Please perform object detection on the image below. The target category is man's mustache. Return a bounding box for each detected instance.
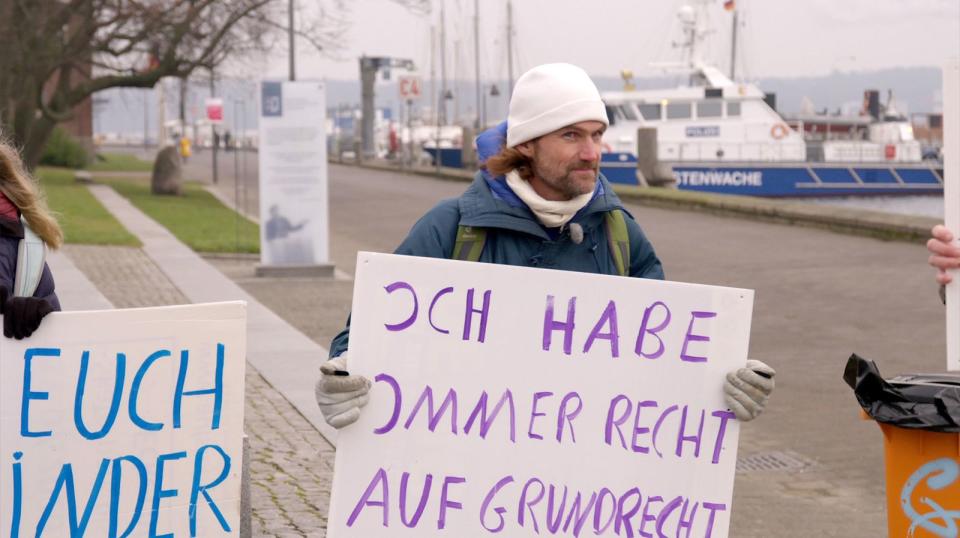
[569,161,599,171]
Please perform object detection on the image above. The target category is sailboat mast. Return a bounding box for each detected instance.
[474,0,481,128]
[430,25,437,121]
[729,8,738,80]
[506,0,514,94]
[440,0,448,125]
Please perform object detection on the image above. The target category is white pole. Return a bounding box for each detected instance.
[474,0,481,129]
[158,78,167,148]
[944,58,960,371]
[506,0,514,94]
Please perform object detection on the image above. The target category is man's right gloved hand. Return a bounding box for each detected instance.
[0,287,54,340]
[315,353,372,429]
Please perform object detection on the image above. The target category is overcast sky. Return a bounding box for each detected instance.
[243,0,960,83]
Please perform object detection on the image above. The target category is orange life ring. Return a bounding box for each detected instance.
[770,123,789,140]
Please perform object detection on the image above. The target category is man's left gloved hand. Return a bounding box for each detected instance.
[724,359,776,421]
[315,353,372,429]
[0,287,54,340]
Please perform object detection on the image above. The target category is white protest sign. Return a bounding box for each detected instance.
[328,253,754,537]
[944,58,959,371]
[0,302,247,537]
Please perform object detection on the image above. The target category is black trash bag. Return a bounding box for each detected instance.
[843,353,960,433]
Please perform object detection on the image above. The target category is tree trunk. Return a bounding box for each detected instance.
[21,116,57,171]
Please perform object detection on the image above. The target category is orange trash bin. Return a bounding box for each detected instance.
[846,355,960,537]
[874,421,960,537]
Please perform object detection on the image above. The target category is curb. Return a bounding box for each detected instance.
[337,160,938,243]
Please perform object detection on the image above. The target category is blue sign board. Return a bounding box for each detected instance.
[261,82,283,117]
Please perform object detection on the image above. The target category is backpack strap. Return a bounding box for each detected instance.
[604,210,630,277]
[453,214,628,275]
[453,225,487,262]
[16,216,47,297]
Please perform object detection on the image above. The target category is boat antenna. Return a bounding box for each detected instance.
[729,7,738,80]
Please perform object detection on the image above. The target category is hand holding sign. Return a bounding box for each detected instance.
[0,286,54,340]
[928,224,960,286]
[316,353,372,429]
[723,359,776,421]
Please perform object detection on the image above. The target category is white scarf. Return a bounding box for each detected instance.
[505,170,594,228]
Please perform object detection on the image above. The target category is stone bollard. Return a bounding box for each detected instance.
[74,170,94,184]
[151,145,183,195]
[353,139,363,164]
[240,434,251,537]
[636,127,676,188]
[461,126,477,170]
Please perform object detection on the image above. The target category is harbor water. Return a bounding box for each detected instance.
[799,194,944,219]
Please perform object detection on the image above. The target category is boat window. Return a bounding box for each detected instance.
[619,105,638,121]
[604,104,618,125]
[606,105,624,123]
[697,101,723,118]
[639,103,662,121]
[666,102,691,119]
[726,101,741,117]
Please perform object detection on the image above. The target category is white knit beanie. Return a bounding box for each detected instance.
[506,63,609,148]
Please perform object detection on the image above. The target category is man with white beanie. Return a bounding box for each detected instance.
[316,63,775,429]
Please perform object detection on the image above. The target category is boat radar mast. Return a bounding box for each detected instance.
[650,1,735,88]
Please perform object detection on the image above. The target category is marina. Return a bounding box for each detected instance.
[422,0,945,198]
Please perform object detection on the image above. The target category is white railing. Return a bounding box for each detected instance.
[659,141,807,162]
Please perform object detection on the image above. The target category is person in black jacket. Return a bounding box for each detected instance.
[0,140,62,339]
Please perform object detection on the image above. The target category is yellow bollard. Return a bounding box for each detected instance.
[179,137,192,159]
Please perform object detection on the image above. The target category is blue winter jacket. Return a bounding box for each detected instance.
[328,171,663,358]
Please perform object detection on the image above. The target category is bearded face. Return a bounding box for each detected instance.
[517,121,606,201]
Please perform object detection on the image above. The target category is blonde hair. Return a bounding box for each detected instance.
[0,141,63,249]
[484,145,535,180]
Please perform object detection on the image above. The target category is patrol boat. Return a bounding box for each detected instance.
[596,1,942,196]
[600,65,942,196]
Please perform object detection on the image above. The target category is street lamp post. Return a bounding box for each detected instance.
[288,0,296,81]
[483,84,500,129]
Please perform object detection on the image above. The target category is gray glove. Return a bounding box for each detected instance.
[724,359,775,422]
[315,353,371,429]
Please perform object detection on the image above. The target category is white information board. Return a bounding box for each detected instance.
[0,302,247,537]
[328,253,754,537]
[258,80,330,267]
[945,58,960,371]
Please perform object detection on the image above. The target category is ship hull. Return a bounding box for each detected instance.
[425,148,943,197]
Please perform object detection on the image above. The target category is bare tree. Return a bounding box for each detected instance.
[0,0,428,169]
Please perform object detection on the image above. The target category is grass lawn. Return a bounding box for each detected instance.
[38,167,141,246]
[105,177,260,254]
[87,152,154,172]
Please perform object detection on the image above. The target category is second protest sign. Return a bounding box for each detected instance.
[329,252,754,537]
